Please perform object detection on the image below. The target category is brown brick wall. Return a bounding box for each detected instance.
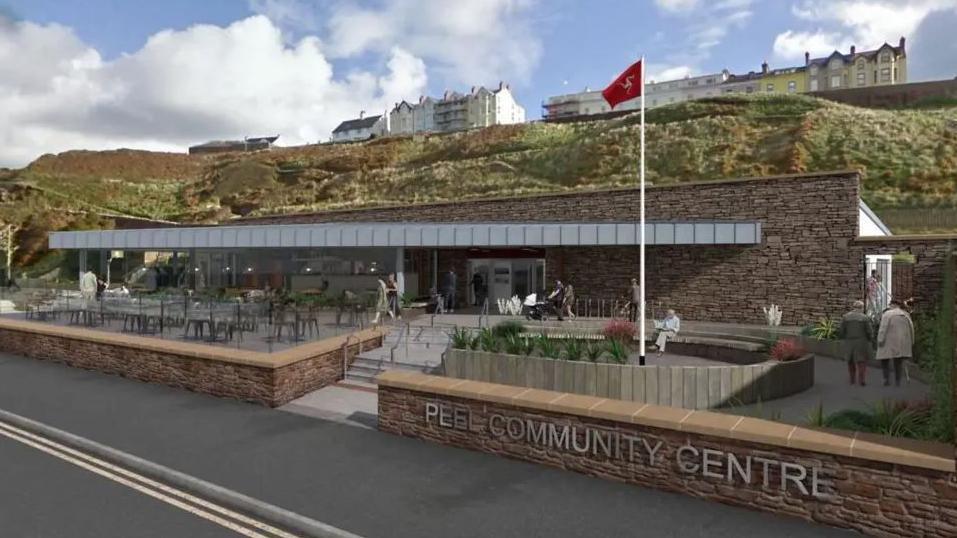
[0,324,382,407]
[810,79,957,108]
[379,384,957,538]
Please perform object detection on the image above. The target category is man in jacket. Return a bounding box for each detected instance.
[442,269,457,313]
[629,278,641,322]
[838,300,874,386]
[876,298,914,387]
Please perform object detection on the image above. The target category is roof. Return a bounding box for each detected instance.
[49,220,762,251]
[190,136,278,149]
[807,43,903,67]
[245,136,279,144]
[332,115,382,133]
[859,201,892,236]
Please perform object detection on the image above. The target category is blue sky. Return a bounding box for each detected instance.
[1,0,955,166]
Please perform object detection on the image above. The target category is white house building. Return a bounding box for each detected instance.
[386,82,525,137]
[543,71,730,119]
[331,112,389,142]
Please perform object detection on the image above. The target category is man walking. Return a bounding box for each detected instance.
[629,278,641,322]
[838,300,873,386]
[442,269,457,313]
[876,297,914,387]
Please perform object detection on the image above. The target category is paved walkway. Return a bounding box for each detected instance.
[280,385,378,429]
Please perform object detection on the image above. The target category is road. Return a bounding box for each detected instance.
[0,352,854,538]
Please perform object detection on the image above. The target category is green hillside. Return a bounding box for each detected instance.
[2,94,956,269]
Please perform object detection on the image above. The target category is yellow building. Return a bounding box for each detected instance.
[805,38,907,92]
[755,63,807,94]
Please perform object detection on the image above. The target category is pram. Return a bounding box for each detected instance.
[523,293,550,321]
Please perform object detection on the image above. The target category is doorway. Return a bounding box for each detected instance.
[467,258,545,305]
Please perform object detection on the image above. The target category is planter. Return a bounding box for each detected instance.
[443,349,814,410]
[796,336,844,359]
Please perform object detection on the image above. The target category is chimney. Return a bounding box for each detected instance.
[805,51,810,65]
[470,86,475,94]
[761,61,769,74]
[899,36,906,51]
[498,81,504,91]
[850,45,856,55]
[359,110,365,119]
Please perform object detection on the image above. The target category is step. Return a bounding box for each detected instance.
[351,357,441,373]
[345,370,379,384]
[337,379,378,392]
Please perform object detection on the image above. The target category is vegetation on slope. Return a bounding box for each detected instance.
[2,94,956,269]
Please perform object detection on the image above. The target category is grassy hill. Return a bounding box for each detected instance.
[2,94,956,269]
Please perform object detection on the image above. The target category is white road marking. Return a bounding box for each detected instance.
[0,420,299,538]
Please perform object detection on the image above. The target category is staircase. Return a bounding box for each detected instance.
[344,325,450,385]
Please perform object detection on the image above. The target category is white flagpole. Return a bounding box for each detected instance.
[638,56,647,366]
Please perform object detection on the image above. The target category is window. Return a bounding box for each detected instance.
[810,79,819,91]
[829,59,842,70]
[810,65,818,75]
[830,75,841,88]
[689,80,698,87]
[787,81,797,93]
[857,71,866,86]
[874,70,878,84]
[880,67,891,82]
[669,83,677,89]
[766,83,774,93]
[857,60,866,70]
[880,52,891,63]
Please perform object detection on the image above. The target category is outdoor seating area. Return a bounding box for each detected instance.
[8,288,388,352]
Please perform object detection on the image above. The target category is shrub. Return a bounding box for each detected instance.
[478,327,500,353]
[537,334,561,359]
[585,342,604,362]
[449,326,472,350]
[563,339,584,361]
[605,339,630,364]
[809,317,838,340]
[468,333,481,350]
[492,320,525,339]
[769,338,806,361]
[602,319,636,342]
[503,333,526,355]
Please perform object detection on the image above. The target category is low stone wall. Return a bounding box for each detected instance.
[378,372,957,537]
[0,318,384,407]
[443,349,813,409]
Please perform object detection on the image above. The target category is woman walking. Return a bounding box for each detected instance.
[386,273,402,320]
[876,297,914,387]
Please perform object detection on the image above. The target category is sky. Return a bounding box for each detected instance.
[1,0,956,167]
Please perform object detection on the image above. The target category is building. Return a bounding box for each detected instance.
[757,63,807,94]
[432,83,526,133]
[331,113,389,143]
[543,71,730,118]
[49,170,929,327]
[188,136,279,155]
[805,38,907,92]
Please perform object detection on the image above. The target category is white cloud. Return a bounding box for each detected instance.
[251,0,544,87]
[774,0,957,61]
[0,15,428,167]
[654,0,699,12]
[647,64,694,82]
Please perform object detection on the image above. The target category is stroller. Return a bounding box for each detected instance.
[523,293,549,321]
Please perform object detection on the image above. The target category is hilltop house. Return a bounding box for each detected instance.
[805,38,907,92]
[331,113,389,143]
[188,136,279,155]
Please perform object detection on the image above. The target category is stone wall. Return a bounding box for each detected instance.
[0,318,383,407]
[810,79,957,108]
[378,372,957,538]
[240,172,864,324]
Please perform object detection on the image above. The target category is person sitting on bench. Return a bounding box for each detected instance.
[654,309,680,356]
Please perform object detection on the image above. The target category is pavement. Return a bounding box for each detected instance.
[280,385,378,429]
[0,352,853,538]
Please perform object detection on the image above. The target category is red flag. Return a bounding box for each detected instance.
[601,59,643,109]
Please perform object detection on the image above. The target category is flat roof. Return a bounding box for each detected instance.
[49,221,761,250]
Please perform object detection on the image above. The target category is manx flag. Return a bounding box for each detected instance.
[601,59,642,109]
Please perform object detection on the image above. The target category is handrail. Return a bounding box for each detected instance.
[389,322,410,363]
[479,297,490,328]
[341,334,356,379]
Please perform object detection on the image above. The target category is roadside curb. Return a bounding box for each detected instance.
[0,408,363,538]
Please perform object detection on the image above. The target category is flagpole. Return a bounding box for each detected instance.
[638,56,646,367]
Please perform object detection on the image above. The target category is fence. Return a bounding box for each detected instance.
[878,208,957,232]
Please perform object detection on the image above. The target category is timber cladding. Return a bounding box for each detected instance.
[0,318,383,407]
[378,371,957,538]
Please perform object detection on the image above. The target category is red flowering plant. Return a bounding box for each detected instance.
[602,319,637,342]
[769,338,806,362]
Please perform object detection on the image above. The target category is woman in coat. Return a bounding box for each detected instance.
[876,298,914,387]
[373,279,390,325]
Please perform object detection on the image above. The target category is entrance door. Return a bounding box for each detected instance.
[468,260,490,307]
[491,261,512,302]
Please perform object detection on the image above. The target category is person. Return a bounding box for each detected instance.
[426,287,445,315]
[442,269,457,313]
[95,276,107,301]
[865,270,886,316]
[373,278,390,324]
[144,266,158,292]
[471,273,484,306]
[547,280,565,321]
[876,298,914,387]
[629,278,641,322]
[79,270,98,301]
[562,284,576,319]
[654,309,680,356]
[386,273,401,319]
[837,300,874,386]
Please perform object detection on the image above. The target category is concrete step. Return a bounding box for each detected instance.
[337,379,378,392]
[345,370,379,384]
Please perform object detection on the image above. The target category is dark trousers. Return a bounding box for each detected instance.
[628,302,639,322]
[443,290,456,311]
[881,357,905,385]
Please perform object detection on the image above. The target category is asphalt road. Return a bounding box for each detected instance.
[0,434,238,538]
[0,352,855,538]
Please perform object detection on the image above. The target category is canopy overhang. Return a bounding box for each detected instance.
[49,221,762,250]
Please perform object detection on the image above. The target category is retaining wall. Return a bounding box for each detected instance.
[378,372,957,537]
[443,349,813,409]
[0,318,384,407]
